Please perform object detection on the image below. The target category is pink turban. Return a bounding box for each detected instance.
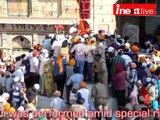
[33,51,40,57]
[130,62,137,69]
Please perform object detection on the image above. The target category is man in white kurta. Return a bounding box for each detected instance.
[39,51,49,94]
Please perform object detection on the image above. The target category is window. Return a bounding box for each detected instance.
[7,0,29,16]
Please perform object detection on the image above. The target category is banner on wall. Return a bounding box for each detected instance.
[77,0,90,19]
[123,23,139,44]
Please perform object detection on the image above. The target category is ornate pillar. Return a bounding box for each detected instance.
[32,33,38,46]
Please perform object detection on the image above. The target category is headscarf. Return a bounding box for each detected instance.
[116,64,124,72]
[152,100,159,110]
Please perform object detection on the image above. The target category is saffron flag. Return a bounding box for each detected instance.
[79,19,91,36]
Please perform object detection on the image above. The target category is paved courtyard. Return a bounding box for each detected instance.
[37,84,118,120]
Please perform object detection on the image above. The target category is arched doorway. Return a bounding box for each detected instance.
[12,36,31,57]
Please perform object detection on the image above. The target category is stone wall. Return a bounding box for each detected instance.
[90,0,116,33]
[0,0,79,18]
[0,0,7,17]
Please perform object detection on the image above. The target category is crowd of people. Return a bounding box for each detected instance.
[0,26,160,120]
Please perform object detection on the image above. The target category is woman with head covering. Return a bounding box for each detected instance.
[147,77,158,102]
[78,82,89,110]
[112,64,128,108]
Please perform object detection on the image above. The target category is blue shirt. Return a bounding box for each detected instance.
[67,73,84,87]
[55,58,67,76]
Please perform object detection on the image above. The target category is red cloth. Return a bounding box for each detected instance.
[113,71,127,90]
[33,51,40,56]
[140,87,150,105]
[79,19,90,36]
[116,64,124,73]
[55,25,64,29]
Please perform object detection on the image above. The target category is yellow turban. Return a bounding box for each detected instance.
[68,58,76,66]
[150,65,157,73]
[72,37,79,44]
[156,51,160,57]
[4,103,10,112]
[139,56,146,62]
[9,107,16,112]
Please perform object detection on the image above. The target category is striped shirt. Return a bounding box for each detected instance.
[110,55,125,76]
[12,83,23,103]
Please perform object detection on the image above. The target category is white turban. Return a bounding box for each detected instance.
[2,93,10,99]
[125,43,130,48]
[107,46,114,52]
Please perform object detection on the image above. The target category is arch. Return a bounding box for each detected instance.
[12,36,31,48]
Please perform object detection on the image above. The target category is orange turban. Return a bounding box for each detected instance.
[4,103,11,112]
[158,74,160,79]
[80,82,86,88]
[150,68,155,73]
[33,45,38,50]
[131,45,140,52]
[68,58,76,66]
[72,37,79,44]
[139,56,146,62]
